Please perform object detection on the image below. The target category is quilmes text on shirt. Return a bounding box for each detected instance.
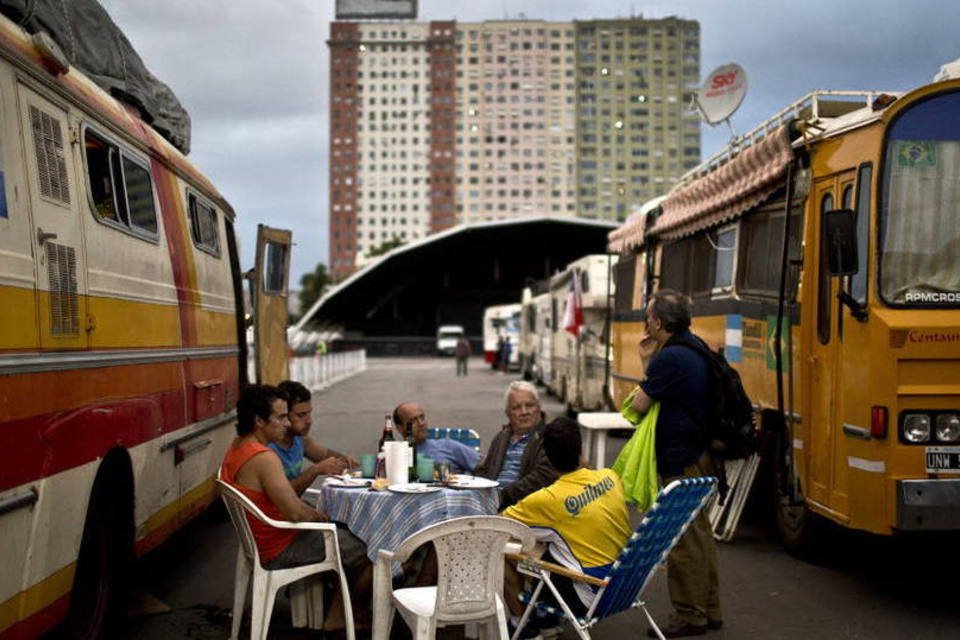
[564,476,616,516]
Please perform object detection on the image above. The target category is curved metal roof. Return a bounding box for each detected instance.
[297,216,616,337]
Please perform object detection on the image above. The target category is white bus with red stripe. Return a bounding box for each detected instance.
[0,14,289,639]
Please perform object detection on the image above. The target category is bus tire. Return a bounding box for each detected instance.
[64,449,134,639]
[772,431,826,562]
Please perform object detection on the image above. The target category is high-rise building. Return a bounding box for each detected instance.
[456,21,577,223]
[328,16,699,278]
[575,18,701,220]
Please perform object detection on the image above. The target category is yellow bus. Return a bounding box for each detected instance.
[0,14,289,639]
[609,75,960,555]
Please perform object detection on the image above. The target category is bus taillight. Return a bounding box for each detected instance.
[871,406,888,439]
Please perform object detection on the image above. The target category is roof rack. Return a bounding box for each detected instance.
[678,90,892,187]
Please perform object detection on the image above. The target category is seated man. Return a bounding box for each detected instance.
[393,402,480,473]
[220,384,371,630]
[475,381,558,509]
[503,417,631,626]
[269,380,359,496]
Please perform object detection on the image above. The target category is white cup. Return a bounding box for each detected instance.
[384,442,410,485]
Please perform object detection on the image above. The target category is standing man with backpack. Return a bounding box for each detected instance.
[630,289,723,637]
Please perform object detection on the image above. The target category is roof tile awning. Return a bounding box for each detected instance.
[607,211,646,253]
[650,125,794,240]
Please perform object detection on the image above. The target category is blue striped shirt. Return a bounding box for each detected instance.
[496,432,530,485]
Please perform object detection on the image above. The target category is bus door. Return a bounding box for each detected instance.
[808,171,856,517]
[252,224,291,385]
[18,84,87,349]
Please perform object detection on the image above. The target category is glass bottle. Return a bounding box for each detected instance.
[378,414,396,451]
[376,414,396,480]
[405,419,418,482]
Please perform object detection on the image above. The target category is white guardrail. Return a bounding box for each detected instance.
[247,349,367,391]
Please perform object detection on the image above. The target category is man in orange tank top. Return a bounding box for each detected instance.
[220,384,371,632]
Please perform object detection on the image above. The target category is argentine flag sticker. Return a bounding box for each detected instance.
[725,314,743,363]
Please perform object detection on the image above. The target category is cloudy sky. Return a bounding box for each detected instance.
[98,0,960,283]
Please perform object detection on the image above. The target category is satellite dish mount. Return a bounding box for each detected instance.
[695,63,748,145]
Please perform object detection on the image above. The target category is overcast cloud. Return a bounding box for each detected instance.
[98,0,960,283]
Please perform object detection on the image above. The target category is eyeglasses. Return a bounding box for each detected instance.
[509,401,539,412]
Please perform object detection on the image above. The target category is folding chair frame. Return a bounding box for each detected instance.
[510,477,717,640]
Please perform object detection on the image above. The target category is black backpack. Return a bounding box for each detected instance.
[667,333,757,461]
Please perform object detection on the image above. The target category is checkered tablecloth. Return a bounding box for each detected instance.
[319,483,499,563]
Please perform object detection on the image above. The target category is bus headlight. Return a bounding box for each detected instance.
[935,414,960,442]
[902,414,931,443]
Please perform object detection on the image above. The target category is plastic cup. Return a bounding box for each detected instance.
[384,442,409,485]
[360,453,377,478]
[417,456,434,482]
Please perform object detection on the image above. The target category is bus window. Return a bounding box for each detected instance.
[188,192,221,257]
[851,164,872,304]
[613,253,636,314]
[818,192,834,344]
[659,240,686,291]
[84,128,159,239]
[263,241,287,294]
[881,90,960,306]
[660,234,714,297]
[841,185,853,209]
[712,226,737,292]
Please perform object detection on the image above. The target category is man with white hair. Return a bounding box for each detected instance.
[475,380,558,509]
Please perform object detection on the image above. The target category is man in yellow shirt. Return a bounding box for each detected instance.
[503,417,631,634]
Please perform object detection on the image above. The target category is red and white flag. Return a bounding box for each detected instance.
[563,272,584,337]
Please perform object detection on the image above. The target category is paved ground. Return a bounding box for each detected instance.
[119,357,960,639]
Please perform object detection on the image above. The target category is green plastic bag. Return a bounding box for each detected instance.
[612,398,659,511]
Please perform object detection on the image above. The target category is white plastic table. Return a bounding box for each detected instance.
[577,412,636,468]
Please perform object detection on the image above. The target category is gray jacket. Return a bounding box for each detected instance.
[475,416,557,509]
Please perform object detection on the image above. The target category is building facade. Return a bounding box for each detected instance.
[328,16,699,278]
[575,18,701,220]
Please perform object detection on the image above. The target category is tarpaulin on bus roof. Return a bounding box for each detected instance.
[0,0,191,154]
[650,125,794,240]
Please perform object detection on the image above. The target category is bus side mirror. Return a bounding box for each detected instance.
[824,208,858,276]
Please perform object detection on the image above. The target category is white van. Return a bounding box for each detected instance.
[436,325,465,355]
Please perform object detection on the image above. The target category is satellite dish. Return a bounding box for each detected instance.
[696,63,748,126]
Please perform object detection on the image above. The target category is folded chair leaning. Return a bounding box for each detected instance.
[509,477,717,640]
[216,479,355,640]
[372,515,536,640]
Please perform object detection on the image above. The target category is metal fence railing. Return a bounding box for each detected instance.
[247,349,367,390]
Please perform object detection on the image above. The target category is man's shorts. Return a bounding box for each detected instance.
[265,523,368,575]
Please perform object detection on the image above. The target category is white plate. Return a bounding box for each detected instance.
[388,483,443,494]
[447,476,499,490]
[326,477,372,488]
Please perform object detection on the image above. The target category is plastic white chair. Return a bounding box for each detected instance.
[372,515,535,640]
[216,479,355,640]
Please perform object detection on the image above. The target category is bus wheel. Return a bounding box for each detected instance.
[773,434,825,561]
[64,450,134,639]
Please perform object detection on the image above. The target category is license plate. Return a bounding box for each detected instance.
[925,446,960,473]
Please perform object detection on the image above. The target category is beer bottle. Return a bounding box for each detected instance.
[378,414,396,451]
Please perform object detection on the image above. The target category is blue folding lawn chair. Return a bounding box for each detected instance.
[510,477,717,640]
[428,426,482,452]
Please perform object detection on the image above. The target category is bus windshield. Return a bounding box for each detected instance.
[880,90,960,306]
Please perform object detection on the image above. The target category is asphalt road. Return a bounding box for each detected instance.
[121,357,960,639]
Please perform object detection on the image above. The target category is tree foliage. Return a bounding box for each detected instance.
[366,236,405,258]
[298,262,331,318]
